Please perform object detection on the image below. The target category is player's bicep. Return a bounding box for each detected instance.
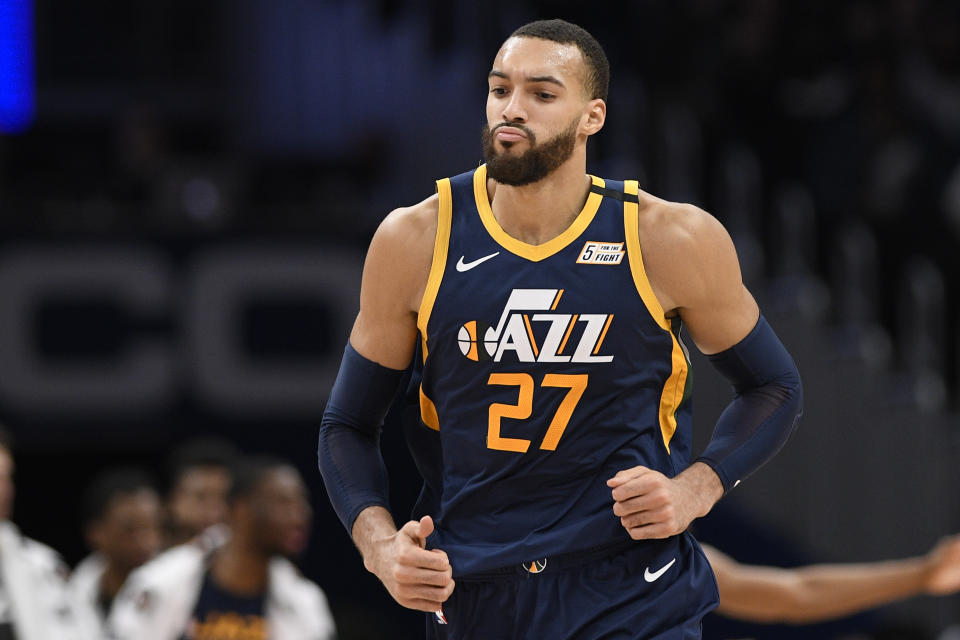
[674,213,759,355]
[682,283,759,356]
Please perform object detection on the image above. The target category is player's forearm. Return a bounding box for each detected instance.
[352,505,400,575]
[783,557,929,622]
[720,557,929,624]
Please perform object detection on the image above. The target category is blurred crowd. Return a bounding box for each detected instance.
[0,427,336,640]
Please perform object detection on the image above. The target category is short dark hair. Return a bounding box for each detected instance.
[164,436,241,494]
[509,19,610,102]
[227,455,294,504]
[82,467,157,525]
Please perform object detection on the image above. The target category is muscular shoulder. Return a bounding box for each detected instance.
[634,192,738,314]
[635,192,730,266]
[375,193,440,255]
[350,192,441,367]
[365,193,439,307]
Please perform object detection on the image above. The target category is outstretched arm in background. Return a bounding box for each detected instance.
[705,535,960,624]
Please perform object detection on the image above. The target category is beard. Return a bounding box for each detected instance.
[482,117,579,186]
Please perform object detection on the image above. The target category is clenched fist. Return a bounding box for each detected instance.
[607,462,723,540]
[364,515,455,612]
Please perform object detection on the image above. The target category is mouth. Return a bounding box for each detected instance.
[494,126,529,143]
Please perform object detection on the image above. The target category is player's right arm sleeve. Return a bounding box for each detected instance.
[318,342,406,534]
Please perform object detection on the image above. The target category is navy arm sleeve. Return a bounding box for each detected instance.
[318,342,405,533]
[693,314,803,491]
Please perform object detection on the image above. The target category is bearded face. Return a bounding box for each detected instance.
[482,116,580,186]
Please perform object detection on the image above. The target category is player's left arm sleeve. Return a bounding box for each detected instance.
[694,314,802,491]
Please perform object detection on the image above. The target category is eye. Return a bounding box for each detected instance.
[490,86,509,96]
[536,91,555,101]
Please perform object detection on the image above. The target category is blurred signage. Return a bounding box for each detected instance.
[0,0,34,133]
[0,243,361,416]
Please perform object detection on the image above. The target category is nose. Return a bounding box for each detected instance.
[501,91,526,124]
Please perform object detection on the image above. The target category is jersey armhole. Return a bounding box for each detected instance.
[415,178,452,432]
[417,178,453,340]
[624,180,688,453]
[623,180,670,332]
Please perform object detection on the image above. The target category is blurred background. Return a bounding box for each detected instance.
[1,0,959,638]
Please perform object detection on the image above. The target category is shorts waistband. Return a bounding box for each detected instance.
[455,539,643,582]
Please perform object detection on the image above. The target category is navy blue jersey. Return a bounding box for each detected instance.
[416,165,693,576]
[181,571,267,640]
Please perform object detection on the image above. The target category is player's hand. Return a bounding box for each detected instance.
[364,515,455,612]
[607,463,721,540]
[923,534,960,595]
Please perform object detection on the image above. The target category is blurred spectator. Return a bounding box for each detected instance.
[107,455,336,640]
[70,467,163,633]
[163,437,241,548]
[0,426,97,639]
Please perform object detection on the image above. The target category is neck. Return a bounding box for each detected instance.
[99,562,132,601]
[487,153,591,245]
[209,534,270,596]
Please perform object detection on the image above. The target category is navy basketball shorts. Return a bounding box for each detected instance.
[425,532,718,640]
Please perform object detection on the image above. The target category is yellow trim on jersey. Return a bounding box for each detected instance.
[623,180,669,332]
[622,179,686,453]
[420,390,440,431]
[418,178,453,335]
[472,164,604,262]
[658,319,690,453]
[416,177,453,432]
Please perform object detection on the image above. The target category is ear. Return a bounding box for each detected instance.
[581,99,606,137]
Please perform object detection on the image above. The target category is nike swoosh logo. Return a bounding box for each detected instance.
[644,558,676,583]
[456,252,500,272]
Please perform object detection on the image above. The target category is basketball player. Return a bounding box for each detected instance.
[318,18,803,639]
